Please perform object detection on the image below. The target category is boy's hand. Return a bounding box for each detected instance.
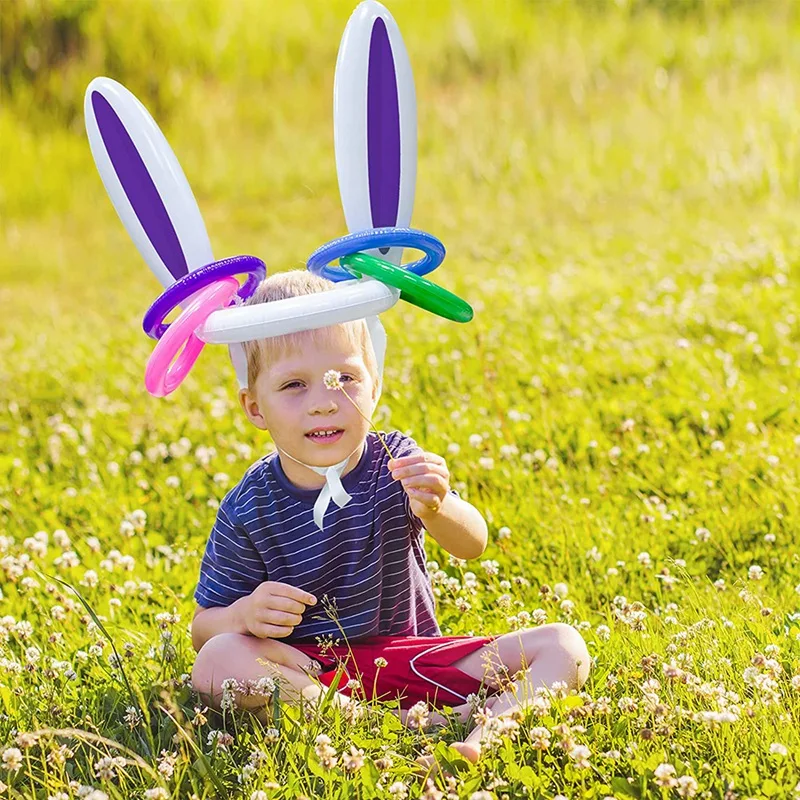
[388,452,451,519]
[241,581,317,639]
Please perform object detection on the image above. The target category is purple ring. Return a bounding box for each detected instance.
[143,255,266,340]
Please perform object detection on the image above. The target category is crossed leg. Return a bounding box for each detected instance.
[191,632,356,723]
[415,623,591,775]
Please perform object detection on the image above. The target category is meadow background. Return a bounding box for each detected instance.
[3,0,800,797]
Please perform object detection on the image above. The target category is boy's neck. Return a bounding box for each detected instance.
[277,438,367,491]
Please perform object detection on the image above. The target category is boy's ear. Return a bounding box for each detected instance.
[239,387,268,430]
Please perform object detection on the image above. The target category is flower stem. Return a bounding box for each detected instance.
[337,385,394,460]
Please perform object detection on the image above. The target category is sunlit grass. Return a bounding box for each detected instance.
[3,1,800,797]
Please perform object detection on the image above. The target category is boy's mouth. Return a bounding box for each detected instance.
[305,428,344,443]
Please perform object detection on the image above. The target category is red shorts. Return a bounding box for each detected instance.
[290,635,496,710]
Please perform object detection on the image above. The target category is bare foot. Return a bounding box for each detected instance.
[414,741,481,781]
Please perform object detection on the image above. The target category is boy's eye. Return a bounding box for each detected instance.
[281,374,355,390]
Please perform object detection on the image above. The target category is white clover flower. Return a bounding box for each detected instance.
[569,744,591,768]
[388,782,409,799]
[654,763,677,788]
[748,565,764,581]
[341,746,365,772]
[770,743,788,757]
[2,747,23,771]
[405,701,430,730]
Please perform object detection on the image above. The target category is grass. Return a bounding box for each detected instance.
[3,0,800,797]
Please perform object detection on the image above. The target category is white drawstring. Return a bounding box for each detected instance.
[276,441,364,529]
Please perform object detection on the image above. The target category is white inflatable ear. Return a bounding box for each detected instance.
[84,77,214,286]
[334,0,417,408]
[84,76,246,385]
[334,0,417,267]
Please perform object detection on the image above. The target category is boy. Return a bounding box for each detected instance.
[191,270,590,767]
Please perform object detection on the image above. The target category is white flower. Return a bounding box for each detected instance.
[569,743,591,768]
[406,701,430,730]
[770,743,788,757]
[2,747,22,771]
[748,565,764,581]
[676,775,698,798]
[654,763,677,788]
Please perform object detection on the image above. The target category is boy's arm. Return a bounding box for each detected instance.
[388,447,488,560]
[192,599,250,652]
[418,493,488,561]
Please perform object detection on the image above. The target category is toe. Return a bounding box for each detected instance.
[451,741,481,763]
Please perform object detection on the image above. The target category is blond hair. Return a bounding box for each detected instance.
[241,270,379,389]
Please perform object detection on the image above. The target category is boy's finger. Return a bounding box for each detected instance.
[402,475,444,491]
[392,463,449,480]
[272,582,317,606]
[265,595,308,615]
[408,487,441,508]
[388,455,424,469]
[254,623,295,639]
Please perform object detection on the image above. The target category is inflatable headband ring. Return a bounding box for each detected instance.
[340,252,473,323]
[143,255,266,340]
[306,227,445,282]
[145,277,240,397]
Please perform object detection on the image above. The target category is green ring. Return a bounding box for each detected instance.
[339,253,474,323]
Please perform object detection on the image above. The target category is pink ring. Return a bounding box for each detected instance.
[145,277,239,397]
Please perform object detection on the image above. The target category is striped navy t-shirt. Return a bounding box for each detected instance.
[194,430,454,643]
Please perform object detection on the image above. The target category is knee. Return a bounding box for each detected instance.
[191,632,250,699]
[535,623,591,690]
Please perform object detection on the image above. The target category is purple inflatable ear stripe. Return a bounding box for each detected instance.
[92,91,188,281]
[367,17,401,235]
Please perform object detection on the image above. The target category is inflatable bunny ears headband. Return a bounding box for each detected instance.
[84,0,472,400]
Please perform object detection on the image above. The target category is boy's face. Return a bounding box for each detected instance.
[240,332,379,469]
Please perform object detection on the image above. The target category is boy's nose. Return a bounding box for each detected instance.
[309,391,338,414]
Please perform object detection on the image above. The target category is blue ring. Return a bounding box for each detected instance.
[306,228,446,282]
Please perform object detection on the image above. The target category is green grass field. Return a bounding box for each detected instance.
[3,0,800,797]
